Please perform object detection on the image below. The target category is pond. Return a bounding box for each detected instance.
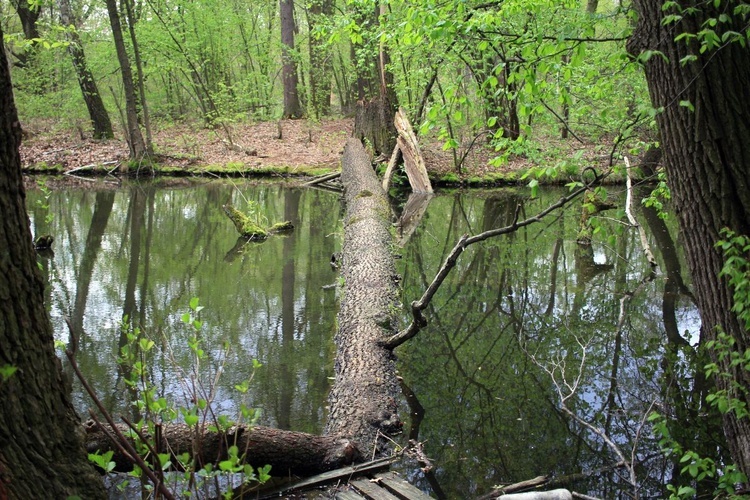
[25,179,724,498]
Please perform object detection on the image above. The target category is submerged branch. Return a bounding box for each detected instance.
[384,182,592,349]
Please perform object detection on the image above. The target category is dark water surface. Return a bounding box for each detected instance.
[26,180,713,498]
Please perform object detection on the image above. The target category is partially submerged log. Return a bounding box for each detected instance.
[222,203,293,240]
[84,422,358,477]
[324,138,402,456]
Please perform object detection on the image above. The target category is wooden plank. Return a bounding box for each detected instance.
[336,490,367,500]
[350,478,401,500]
[381,142,401,192]
[375,471,433,500]
[257,456,396,498]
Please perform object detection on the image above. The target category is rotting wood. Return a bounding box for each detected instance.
[394,108,432,194]
[350,478,400,500]
[381,140,402,192]
[373,471,433,499]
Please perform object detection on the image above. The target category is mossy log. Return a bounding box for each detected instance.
[222,204,293,240]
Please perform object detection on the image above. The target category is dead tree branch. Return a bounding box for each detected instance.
[383,182,593,349]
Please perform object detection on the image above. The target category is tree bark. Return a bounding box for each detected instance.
[629,0,750,480]
[59,0,115,140]
[0,23,107,499]
[324,138,402,455]
[84,423,358,476]
[280,0,303,118]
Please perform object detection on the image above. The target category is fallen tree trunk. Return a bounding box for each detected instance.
[324,138,402,456]
[82,138,404,477]
[84,422,358,477]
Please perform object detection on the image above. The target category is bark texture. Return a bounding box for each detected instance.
[628,0,750,479]
[0,23,106,498]
[84,423,358,476]
[324,138,402,455]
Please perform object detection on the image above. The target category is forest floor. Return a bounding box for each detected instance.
[19,116,610,185]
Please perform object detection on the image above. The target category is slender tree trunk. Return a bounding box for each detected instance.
[122,0,153,151]
[105,0,148,162]
[59,0,114,140]
[629,0,750,480]
[280,0,303,118]
[0,23,107,499]
[307,0,333,118]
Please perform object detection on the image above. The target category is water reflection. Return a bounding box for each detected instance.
[29,180,341,434]
[26,181,725,497]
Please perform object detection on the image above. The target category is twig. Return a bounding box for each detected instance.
[65,347,176,499]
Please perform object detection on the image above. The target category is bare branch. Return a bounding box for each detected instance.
[384,182,592,349]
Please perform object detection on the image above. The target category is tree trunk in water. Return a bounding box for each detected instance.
[629,0,750,480]
[105,0,148,162]
[59,0,114,140]
[280,0,303,118]
[324,138,402,455]
[0,23,107,499]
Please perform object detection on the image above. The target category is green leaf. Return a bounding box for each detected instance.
[0,365,18,381]
[189,297,200,310]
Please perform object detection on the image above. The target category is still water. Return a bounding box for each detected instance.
[26,179,716,498]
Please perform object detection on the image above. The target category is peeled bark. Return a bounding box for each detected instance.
[0,23,106,498]
[324,138,402,455]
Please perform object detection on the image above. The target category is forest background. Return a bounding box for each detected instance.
[2,0,650,181]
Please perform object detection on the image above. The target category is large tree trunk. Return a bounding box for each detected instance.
[280,0,303,118]
[59,0,115,140]
[0,23,107,499]
[324,138,402,454]
[628,0,750,480]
